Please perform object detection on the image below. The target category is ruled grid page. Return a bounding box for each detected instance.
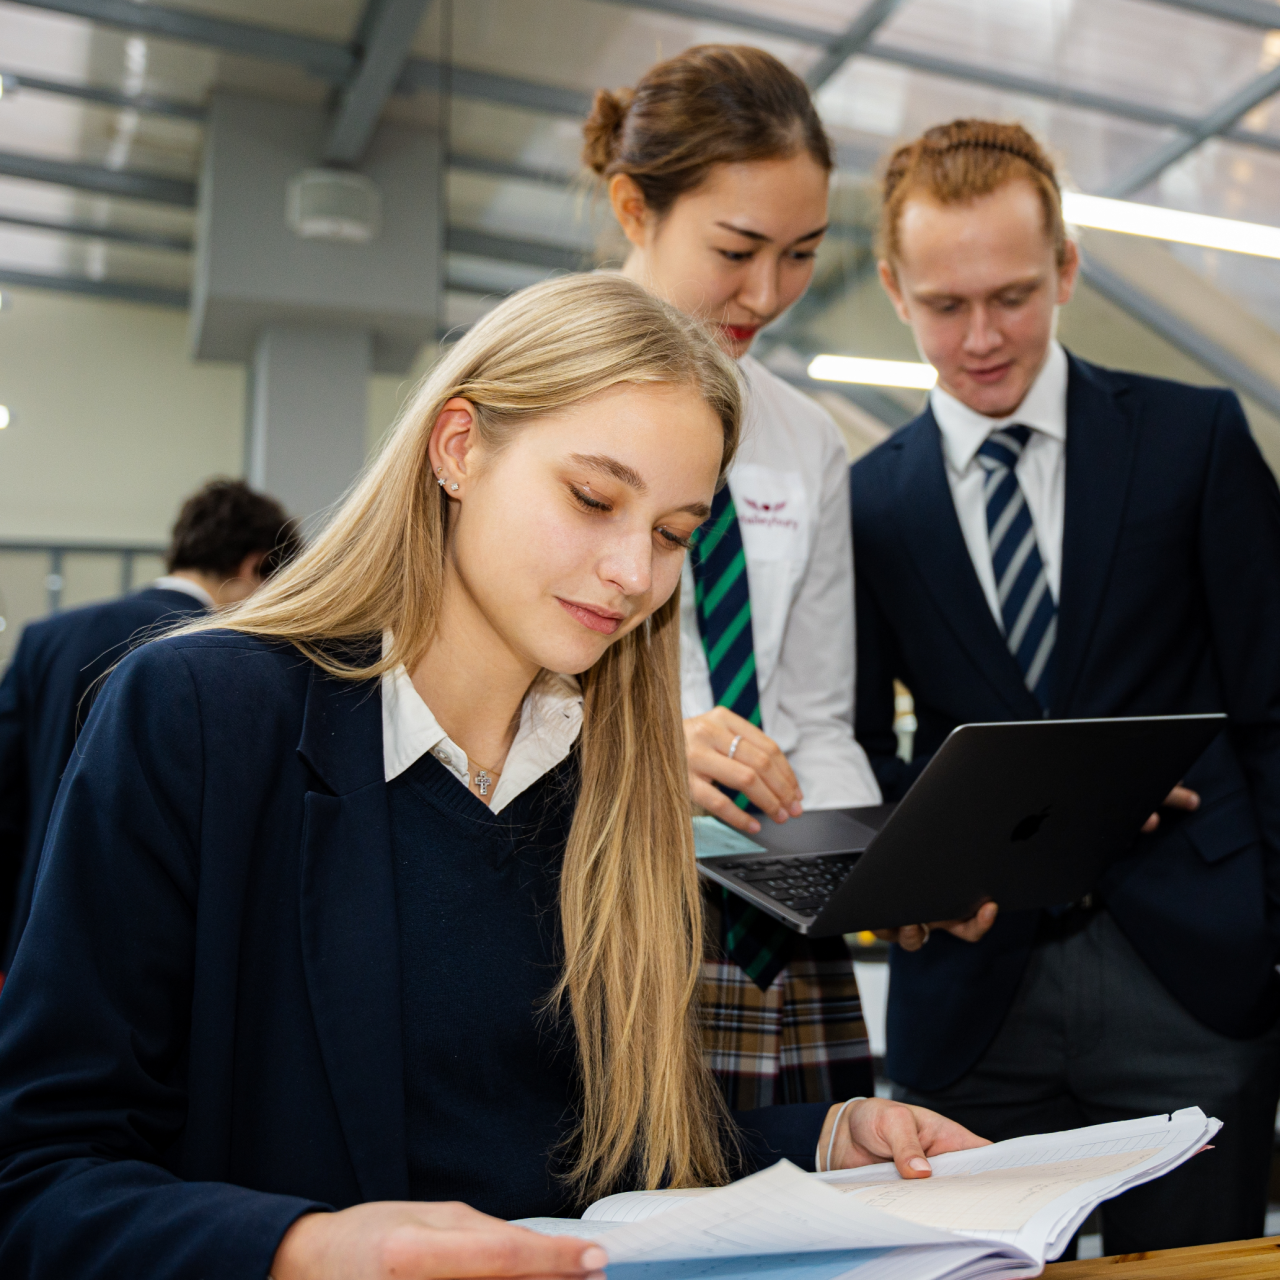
[549,1160,978,1264]
[816,1108,1220,1258]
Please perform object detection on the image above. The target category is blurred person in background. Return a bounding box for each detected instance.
[0,478,300,970]
[585,45,882,1111]
[850,119,1280,1253]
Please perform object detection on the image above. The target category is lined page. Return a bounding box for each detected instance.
[584,1160,964,1264]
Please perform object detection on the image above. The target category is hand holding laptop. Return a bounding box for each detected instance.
[876,900,1000,953]
[1141,782,1199,832]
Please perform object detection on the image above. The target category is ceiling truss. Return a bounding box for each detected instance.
[2,0,1280,418]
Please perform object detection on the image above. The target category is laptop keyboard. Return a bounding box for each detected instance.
[713,854,860,917]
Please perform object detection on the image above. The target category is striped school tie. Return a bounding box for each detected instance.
[691,485,794,991]
[976,426,1057,711]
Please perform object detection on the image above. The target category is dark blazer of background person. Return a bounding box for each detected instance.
[850,353,1280,1094]
[0,586,206,966]
[0,632,830,1279]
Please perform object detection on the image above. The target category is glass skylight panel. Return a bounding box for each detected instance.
[448,169,607,255]
[454,0,821,96]
[873,0,1269,119]
[818,55,1179,194]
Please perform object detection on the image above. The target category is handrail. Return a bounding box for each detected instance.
[0,540,166,613]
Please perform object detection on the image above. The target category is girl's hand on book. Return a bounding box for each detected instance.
[270,1201,608,1280]
[820,1097,991,1180]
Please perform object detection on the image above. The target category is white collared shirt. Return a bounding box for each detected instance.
[381,664,583,814]
[679,354,881,810]
[152,574,215,609]
[930,341,1068,626]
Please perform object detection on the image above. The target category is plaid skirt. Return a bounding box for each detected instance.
[699,895,873,1110]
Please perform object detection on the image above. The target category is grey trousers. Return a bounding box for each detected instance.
[894,907,1280,1256]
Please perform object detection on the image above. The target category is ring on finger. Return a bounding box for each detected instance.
[726,734,743,761]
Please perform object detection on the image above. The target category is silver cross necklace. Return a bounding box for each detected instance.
[467,755,503,800]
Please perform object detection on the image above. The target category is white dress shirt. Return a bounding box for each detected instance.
[680,354,882,809]
[930,341,1068,626]
[152,575,215,609]
[381,663,583,815]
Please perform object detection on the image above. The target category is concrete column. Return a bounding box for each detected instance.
[247,325,372,530]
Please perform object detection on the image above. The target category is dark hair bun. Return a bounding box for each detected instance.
[581,47,831,214]
[582,87,634,175]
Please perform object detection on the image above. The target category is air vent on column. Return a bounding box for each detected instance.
[286,169,382,244]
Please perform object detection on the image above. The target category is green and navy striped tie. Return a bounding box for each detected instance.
[691,485,794,990]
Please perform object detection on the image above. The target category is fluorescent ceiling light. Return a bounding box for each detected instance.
[1063,192,1280,260]
[808,354,937,389]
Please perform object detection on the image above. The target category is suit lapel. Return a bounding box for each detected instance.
[895,411,1041,716]
[297,664,409,1201]
[1054,357,1139,713]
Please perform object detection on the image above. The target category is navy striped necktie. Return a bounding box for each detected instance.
[690,485,793,990]
[976,426,1056,711]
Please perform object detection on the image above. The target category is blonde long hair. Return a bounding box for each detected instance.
[193,273,741,1197]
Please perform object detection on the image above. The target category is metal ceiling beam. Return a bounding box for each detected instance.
[806,0,905,91]
[1079,255,1280,419]
[6,1,353,81]
[11,0,1280,171]
[864,44,1202,131]
[586,0,833,44]
[10,1,594,117]
[0,265,189,307]
[1145,0,1280,28]
[0,150,197,206]
[0,69,205,120]
[399,61,593,117]
[612,0,1280,44]
[0,264,516,310]
[445,226,588,272]
[0,145,596,271]
[0,210,192,251]
[324,0,431,164]
[1106,62,1280,196]
[448,153,580,188]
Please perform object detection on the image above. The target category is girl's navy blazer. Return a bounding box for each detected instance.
[0,633,828,1279]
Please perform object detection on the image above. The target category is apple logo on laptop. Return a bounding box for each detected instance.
[1011,807,1051,842]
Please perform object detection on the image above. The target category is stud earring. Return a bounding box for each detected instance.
[437,477,446,488]
[449,482,459,492]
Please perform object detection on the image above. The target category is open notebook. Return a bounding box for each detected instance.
[517,1109,1218,1280]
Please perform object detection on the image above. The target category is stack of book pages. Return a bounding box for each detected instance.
[519,1108,1218,1279]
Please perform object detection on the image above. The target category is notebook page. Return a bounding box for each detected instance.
[584,1187,711,1222]
[815,1108,1218,1261]
[569,1160,975,1264]
[605,1242,1031,1280]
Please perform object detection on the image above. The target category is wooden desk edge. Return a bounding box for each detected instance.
[1045,1236,1280,1277]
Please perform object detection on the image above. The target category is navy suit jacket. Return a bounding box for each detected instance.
[0,586,205,967]
[850,354,1280,1093]
[0,632,828,1279]
[0,587,206,967]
